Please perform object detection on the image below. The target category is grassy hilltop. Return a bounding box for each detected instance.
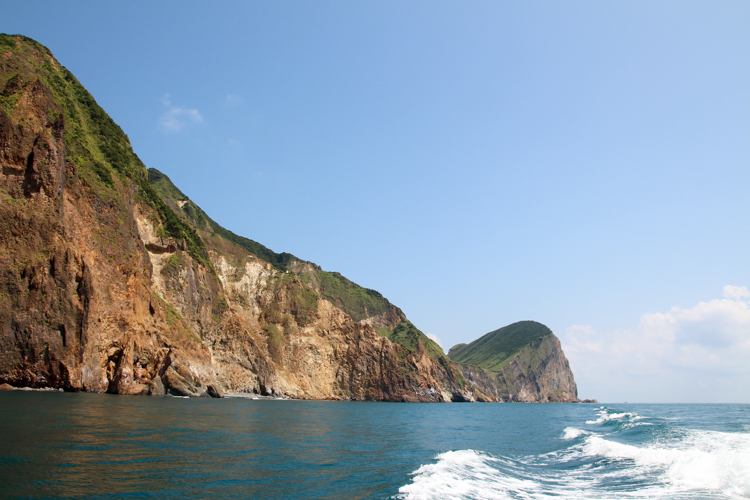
[448,320,553,372]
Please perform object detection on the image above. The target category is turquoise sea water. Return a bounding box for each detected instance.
[0,392,748,499]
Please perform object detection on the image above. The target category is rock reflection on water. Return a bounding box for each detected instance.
[0,391,415,499]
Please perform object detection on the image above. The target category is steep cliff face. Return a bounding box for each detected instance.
[0,35,472,401]
[0,35,580,403]
[0,36,220,396]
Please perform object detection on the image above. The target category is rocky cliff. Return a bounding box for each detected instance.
[0,35,580,403]
[449,321,578,402]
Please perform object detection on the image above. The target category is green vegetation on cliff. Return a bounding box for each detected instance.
[448,320,553,372]
[313,271,390,322]
[3,32,407,345]
[147,167,392,323]
[378,321,445,361]
[147,168,188,202]
[148,168,296,269]
[0,34,210,268]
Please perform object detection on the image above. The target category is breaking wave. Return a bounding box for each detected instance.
[585,408,646,426]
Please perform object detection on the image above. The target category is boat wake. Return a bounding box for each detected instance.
[397,407,750,500]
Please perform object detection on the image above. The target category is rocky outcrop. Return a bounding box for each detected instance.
[448,320,580,402]
[454,335,579,402]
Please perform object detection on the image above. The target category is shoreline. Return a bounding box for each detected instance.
[0,383,598,403]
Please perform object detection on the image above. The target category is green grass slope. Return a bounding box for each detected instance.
[147,168,296,270]
[378,321,446,361]
[448,321,553,372]
[302,270,391,322]
[376,321,468,388]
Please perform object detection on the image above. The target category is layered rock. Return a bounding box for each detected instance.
[0,36,471,401]
[0,35,581,403]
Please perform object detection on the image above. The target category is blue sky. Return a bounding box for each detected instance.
[4,1,749,402]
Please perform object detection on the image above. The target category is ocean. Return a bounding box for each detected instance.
[0,392,747,499]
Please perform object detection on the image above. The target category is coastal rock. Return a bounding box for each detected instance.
[454,335,579,402]
[148,377,165,396]
[206,384,223,398]
[0,35,582,403]
[450,322,579,403]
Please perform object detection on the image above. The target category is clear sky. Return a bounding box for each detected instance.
[3,1,748,403]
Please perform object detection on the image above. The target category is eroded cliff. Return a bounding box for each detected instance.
[0,35,475,401]
[0,35,581,403]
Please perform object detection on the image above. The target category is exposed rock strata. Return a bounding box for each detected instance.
[0,35,581,403]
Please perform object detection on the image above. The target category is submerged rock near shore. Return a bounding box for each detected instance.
[0,35,582,403]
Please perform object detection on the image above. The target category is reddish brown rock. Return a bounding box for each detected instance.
[0,35,582,404]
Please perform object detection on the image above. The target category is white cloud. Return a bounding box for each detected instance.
[563,286,750,403]
[426,333,443,349]
[723,285,750,300]
[159,94,203,133]
[566,324,604,353]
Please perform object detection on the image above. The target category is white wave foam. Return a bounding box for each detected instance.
[398,448,662,500]
[562,427,589,440]
[397,450,529,500]
[586,409,644,425]
[582,430,750,498]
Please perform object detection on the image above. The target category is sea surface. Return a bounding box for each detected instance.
[0,392,748,499]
